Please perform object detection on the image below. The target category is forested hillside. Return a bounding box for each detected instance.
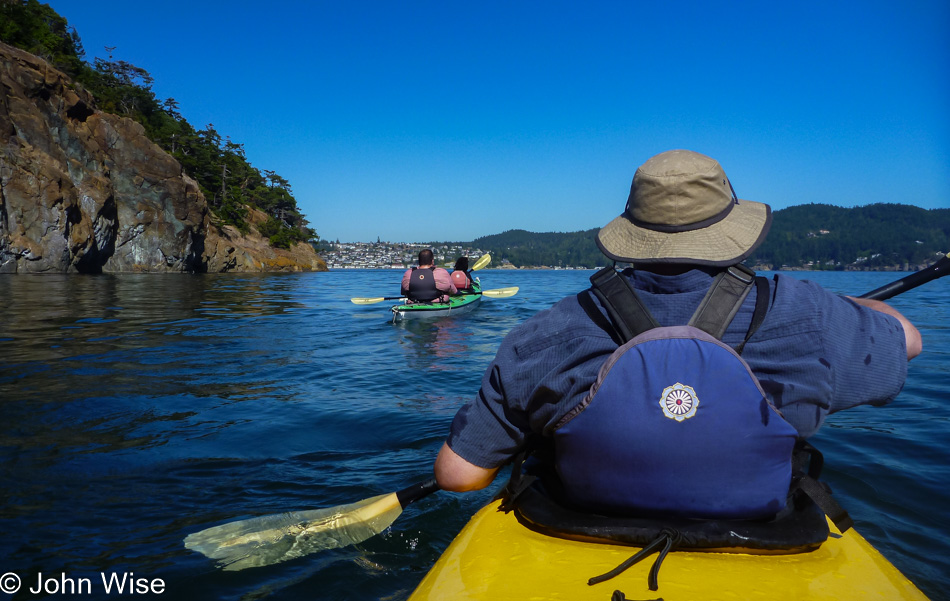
[472,203,949,269]
[473,229,603,268]
[747,203,948,269]
[0,0,315,249]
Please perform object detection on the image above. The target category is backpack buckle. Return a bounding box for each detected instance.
[726,263,755,285]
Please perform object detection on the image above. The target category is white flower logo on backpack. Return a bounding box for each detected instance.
[660,383,699,421]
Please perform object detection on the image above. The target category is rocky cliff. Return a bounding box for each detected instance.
[0,42,325,273]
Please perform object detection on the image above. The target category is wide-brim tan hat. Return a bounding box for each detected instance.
[597,149,771,267]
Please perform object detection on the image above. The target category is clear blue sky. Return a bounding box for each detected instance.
[52,0,949,243]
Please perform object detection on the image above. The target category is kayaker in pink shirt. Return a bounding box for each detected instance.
[401,249,457,302]
[451,256,474,291]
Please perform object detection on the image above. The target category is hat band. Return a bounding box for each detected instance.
[627,196,738,234]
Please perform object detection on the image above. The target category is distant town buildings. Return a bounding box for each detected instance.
[320,241,487,269]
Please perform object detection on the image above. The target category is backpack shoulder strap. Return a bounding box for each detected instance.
[687,264,757,340]
[587,265,771,349]
[735,276,771,355]
[588,266,659,343]
[577,290,624,345]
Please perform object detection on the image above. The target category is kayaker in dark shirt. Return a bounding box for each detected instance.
[401,249,457,302]
[433,149,922,512]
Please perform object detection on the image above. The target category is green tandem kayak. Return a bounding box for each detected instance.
[391,282,482,322]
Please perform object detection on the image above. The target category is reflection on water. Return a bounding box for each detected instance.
[2,274,316,477]
[1,269,948,600]
[395,318,474,371]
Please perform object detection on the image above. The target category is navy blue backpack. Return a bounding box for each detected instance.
[554,265,797,519]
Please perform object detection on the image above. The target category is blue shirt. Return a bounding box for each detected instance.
[446,269,909,469]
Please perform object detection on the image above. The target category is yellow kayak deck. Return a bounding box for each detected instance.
[409,499,928,601]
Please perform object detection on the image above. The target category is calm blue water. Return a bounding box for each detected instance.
[1,269,947,600]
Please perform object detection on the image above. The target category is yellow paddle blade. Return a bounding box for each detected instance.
[471,253,492,271]
[183,492,403,571]
[481,286,519,298]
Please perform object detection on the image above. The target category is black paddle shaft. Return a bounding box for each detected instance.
[859,254,950,301]
[395,478,441,508]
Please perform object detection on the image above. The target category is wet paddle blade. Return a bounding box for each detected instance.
[183,492,403,571]
[471,253,492,271]
[481,286,519,298]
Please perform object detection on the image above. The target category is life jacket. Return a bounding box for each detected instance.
[451,269,471,290]
[407,266,440,302]
[554,265,797,520]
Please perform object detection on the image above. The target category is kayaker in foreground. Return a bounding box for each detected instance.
[401,249,456,303]
[434,149,922,519]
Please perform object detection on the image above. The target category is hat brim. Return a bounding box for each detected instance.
[596,199,771,267]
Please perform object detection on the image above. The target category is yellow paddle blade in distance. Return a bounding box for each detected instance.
[183,492,403,571]
[351,297,387,305]
[471,253,492,271]
[481,286,519,298]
